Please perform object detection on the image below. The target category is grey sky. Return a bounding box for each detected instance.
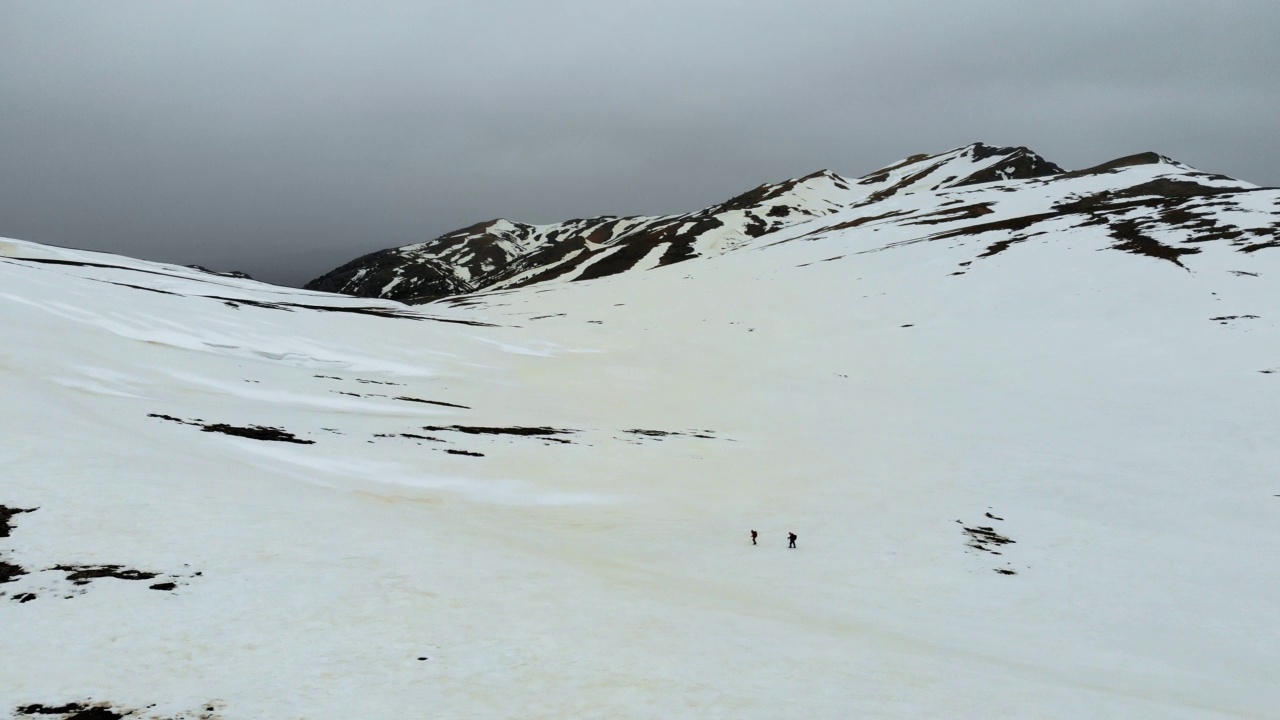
[2,1,1277,286]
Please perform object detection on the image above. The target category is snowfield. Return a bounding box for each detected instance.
[2,145,1280,718]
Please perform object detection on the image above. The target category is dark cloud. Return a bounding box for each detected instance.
[2,1,1277,285]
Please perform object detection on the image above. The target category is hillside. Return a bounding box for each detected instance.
[2,143,1279,718]
[304,142,1275,304]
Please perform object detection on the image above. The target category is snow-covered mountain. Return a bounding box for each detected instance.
[305,143,1069,302]
[2,143,1279,719]
[304,142,1276,305]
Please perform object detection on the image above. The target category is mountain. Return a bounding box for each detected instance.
[304,142,1276,305]
[2,143,1279,718]
[304,143,1069,302]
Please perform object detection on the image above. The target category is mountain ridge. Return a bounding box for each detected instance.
[304,142,1083,302]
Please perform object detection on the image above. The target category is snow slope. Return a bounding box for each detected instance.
[2,146,1280,718]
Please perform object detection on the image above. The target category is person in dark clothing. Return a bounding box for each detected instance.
[787,532,797,549]
[750,529,758,545]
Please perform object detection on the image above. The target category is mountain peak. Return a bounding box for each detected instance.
[849,142,1064,204]
[1073,151,1179,175]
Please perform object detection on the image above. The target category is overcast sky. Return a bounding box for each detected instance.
[2,1,1277,286]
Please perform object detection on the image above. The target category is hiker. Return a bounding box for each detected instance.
[788,532,797,549]
[750,529,758,545]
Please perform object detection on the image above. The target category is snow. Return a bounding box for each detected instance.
[630,242,672,273]
[2,150,1280,718]
[380,276,404,295]
[489,247,587,289]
